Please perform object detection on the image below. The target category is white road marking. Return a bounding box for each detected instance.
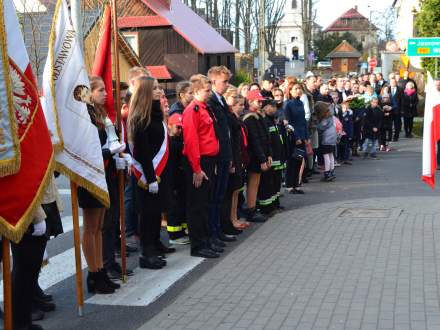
[58,189,71,195]
[60,215,83,234]
[86,247,204,307]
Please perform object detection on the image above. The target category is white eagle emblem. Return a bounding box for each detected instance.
[10,65,31,126]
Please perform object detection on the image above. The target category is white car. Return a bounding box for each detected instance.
[317,61,331,68]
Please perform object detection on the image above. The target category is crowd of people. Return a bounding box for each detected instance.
[12,65,421,329]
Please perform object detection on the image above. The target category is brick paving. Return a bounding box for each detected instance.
[139,138,440,330]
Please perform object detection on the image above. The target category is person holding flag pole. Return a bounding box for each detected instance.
[422,73,440,187]
[92,1,130,282]
[0,0,54,327]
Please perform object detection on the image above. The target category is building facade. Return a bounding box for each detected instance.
[275,0,304,60]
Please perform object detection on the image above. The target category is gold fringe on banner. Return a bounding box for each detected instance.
[0,0,20,178]
[46,0,64,151]
[0,154,54,243]
[55,162,110,208]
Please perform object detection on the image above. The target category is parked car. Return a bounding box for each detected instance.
[317,61,331,68]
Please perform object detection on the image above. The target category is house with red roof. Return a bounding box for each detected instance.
[117,0,237,94]
[324,6,378,53]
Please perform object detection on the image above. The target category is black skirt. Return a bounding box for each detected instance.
[77,186,104,209]
[319,144,335,154]
[228,173,244,192]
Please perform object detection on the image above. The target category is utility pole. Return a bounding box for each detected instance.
[258,0,266,81]
[71,0,83,55]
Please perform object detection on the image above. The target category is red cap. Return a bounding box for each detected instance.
[168,113,183,126]
[247,89,265,101]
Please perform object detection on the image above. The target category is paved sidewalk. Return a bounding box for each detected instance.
[139,138,440,330]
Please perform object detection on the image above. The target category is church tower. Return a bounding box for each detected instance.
[275,0,304,60]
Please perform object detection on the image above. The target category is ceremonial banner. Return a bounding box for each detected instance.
[42,0,109,207]
[92,4,115,122]
[422,74,440,188]
[0,0,53,242]
[0,5,19,178]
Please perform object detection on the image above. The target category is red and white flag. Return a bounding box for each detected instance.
[92,4,115,122]
[422,74,440,188]
[0,0,53,242]
[41,0,109,207]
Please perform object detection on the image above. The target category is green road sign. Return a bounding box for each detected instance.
[407,37,440,57]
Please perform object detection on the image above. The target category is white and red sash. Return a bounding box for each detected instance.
[131,122,169,189]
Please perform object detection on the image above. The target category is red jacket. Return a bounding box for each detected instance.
[182,100,219,173]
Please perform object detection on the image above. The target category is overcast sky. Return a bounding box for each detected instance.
[315,0,395,29]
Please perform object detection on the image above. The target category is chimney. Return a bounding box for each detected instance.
[354,5,358,11]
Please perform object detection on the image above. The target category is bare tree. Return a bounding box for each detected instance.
[294,0,316,70]
[234,0,240,50]
[264,0,286,55]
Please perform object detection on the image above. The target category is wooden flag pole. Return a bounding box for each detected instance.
[2,239,12,330]
[70,181,84,316]
[110,0,127,282]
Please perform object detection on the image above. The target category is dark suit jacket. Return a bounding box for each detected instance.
[207,92,232,162]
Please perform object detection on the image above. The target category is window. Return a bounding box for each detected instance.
[361,35,365,42]
[217,55,221,65]
[206,56,211,71]
[291,36,298,42]
[226,55,231,68]
[122,32,139,55]
[292,0,297,9]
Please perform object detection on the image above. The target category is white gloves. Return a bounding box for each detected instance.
[110,141,126,155]
[113,155,127,170]
[148,181,159,194]
[122,153,133,167]
[286,124,295,133]
[113,153,134,170]
[32,221,46,236]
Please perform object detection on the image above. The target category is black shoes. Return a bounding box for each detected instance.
[100,269,120,290]
[87,271,115,294]
[155,241,176,254]
[31,307,44,321]
[107,263,134,280]
[139,255,166,269]
[246,208,267,223]
[191,248,219,258]
[208,238,224,253]
[33,300,55,313]
[210,236,226,248]
[35,285,52,302]
[218,232,236,242]
[290,188,304,194]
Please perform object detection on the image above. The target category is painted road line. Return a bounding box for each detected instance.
[0,246,87,301]
[86,246,204,306]
[58,188,71,195]
[61,215,83,234]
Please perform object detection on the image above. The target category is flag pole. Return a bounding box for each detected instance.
[110,0,127,283]
[2,239,12,330]
[70,181,84,316]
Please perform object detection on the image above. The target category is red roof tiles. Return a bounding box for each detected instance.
[146,65,172,80]
[118,15,170,28]
[324,7,376,32]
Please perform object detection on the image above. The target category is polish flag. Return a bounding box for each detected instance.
[0,0,53,242]
[421,74,440,188]
[92,4,115,122]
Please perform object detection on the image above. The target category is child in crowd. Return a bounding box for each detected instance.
[243,90,272,222]
[262,100,285,212]
[379,86,393,151]
[363,97,383,159]
[340,101,354,165]
[316,101,337,182]
[166,113,190,245]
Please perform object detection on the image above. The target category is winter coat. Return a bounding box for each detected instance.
[380,97,393,129]
[390,86,402,115]
[363,105,383,139]
[264,115,285,170]
[400,91,418,118]
[207,93,232,161]
[227,111,245,175]
[317,116,337,146]
[284,98,309,140]
[243,111,272,165]
[341,110,354,139]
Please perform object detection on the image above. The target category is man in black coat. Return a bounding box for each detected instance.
[207,66,236,248]
[390,78,402,141]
